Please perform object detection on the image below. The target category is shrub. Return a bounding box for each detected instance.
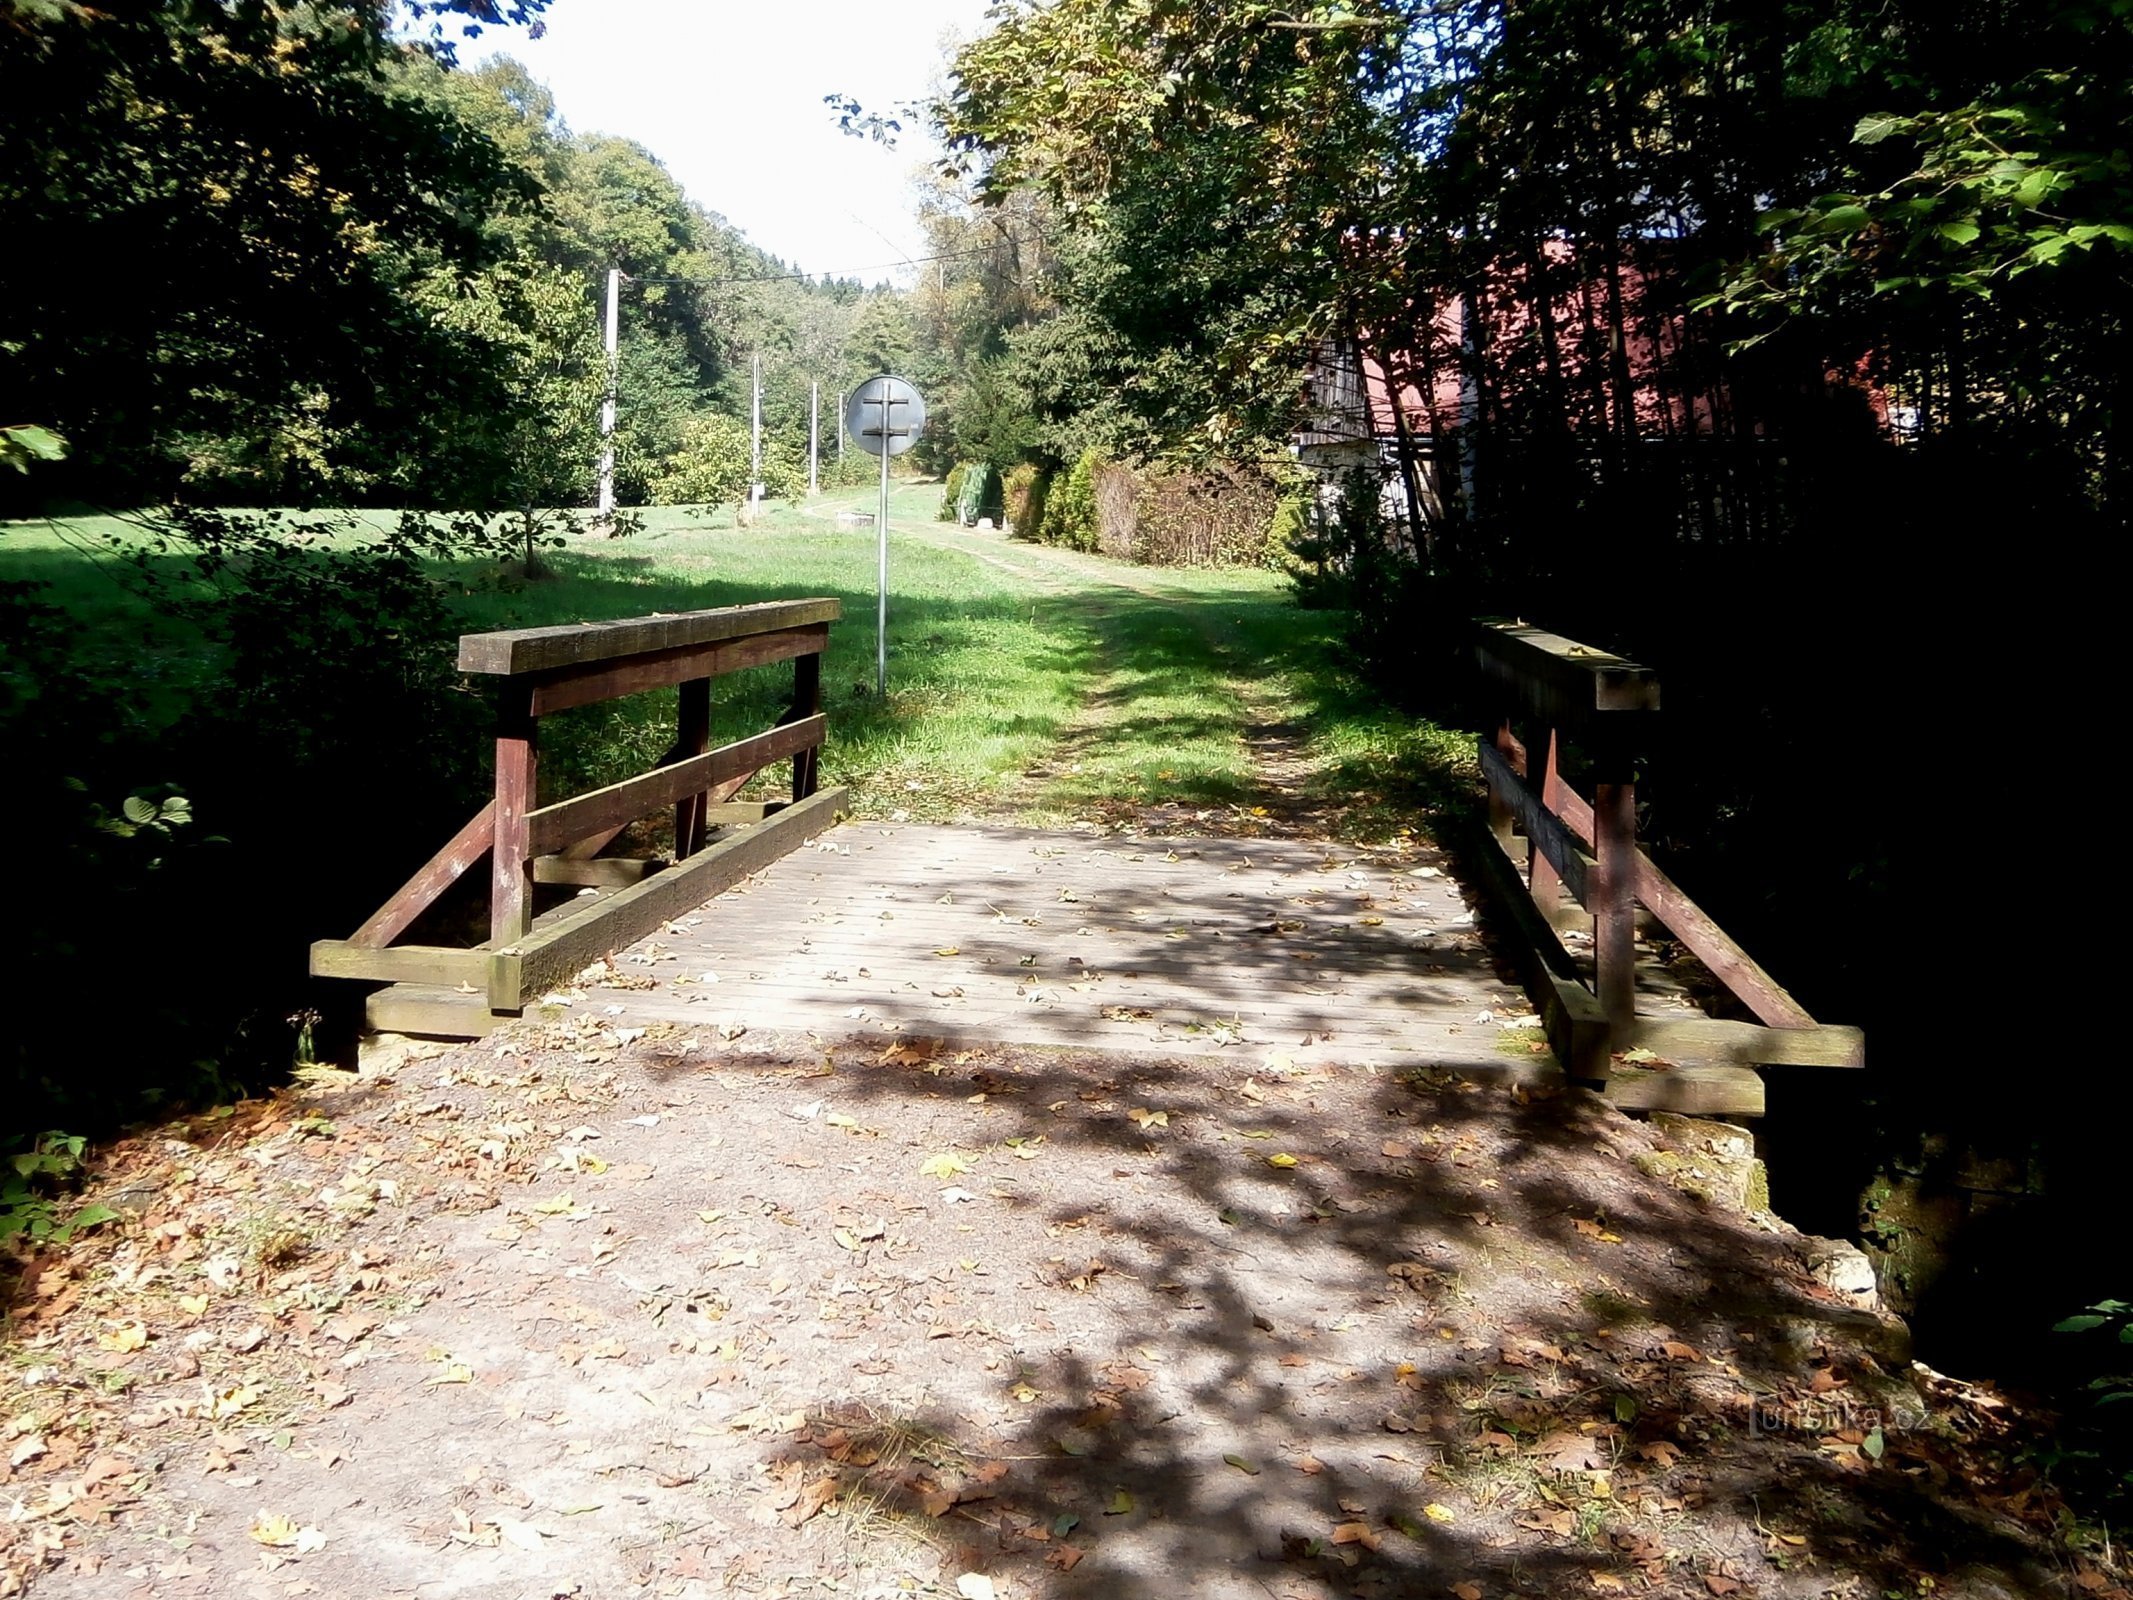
[940,462,969,520]
[1040,449,1100,551]
[1004,463,1049,540]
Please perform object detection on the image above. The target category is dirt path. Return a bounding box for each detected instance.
[1,1020,2091,1600]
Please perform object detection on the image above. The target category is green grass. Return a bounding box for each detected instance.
[0,486,1473,835]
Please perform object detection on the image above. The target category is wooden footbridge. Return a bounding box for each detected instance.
[311,602,1860,1115]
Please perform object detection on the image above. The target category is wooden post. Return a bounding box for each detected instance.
[790,650,822,801]
[490,683,538,946]
[1591,741,1637,1039]
[1529,727,1566,921]
[1485,720,1519,853]
[674,677,712,859]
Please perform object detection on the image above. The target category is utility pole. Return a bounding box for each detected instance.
[836,390,845,467]
[596,265,620,531]
[809,382,820,497]
[749,352,762,522]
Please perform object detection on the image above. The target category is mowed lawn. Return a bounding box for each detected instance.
[0,487,1467,833]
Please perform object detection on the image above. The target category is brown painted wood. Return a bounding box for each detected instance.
[1467,825,1610,1082]
[788,650,822,801]
[509,786,848,1000]
[1592,777,1637,1034]
[1477,740,1593,907]
[1528,730,1567,921]
[1625,853,1818,1030]
[1543,773,1818,1032]
[674,677,712,859]
[526,716,824,858]
[527,624,829,716]
[309,940,490,988]
[459,599,840,678]
[349,802,495,948]
[490,683,537,946]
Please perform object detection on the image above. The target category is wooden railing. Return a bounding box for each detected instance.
[1470,618,1861,1112]
[311,599,848,1037]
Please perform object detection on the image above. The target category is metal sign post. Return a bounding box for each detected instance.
[843,376,926,698]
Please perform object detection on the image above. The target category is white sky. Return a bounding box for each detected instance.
[467,0,995,283]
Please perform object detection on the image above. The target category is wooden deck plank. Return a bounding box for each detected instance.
[549,821,1539,1074]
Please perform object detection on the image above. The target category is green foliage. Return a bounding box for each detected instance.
[653,414,756,512]
[1,508,503,1136]
[1003,463,1049,540]
[0,1132,118,1247]
[0,425,67,475]
[1039,449,1101,552]
[940,462,970,521]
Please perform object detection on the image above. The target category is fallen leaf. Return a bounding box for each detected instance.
[1424,1502,1457,1523]
[1128,1107,1168,1130]
[1332,1521,1380,1549]
[1223,1453,1260,1475]
[1267,1153,1299,1169]
[249,1513,304,1548]
[955,1577,998,1600]
[920,1151,971,1178]
[497,1518,545,1551]
[1106,1488,1135,1515]
[782,1476,840,1527]
[1454,1586,1484,1600]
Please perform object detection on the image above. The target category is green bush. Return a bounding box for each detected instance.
[1004,463,1049,540]
[940,462,969,520]
[1265,489,1313,569]
[1040,449,1100,551]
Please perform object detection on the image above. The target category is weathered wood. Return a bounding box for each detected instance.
[459,599,840,678]
[509,785,849,1001]
[490,683,537,945]
[348,802,495,948]
[527,624,830,716]
[789,651,822,802]
[1544,773,1818,1031]
[1473,617,1660,723]
[309,941,491,988]
[674,677,712,859]
[365,983,506,1040]
[1603,1063,1765,1117]
[1625,1016,1863,1068]
[1477,740,1593,907]
[1623,851,1818,1031]
[526,716,825,858]
[1466,823,1610,1083]
[533,855,662,888]
[1593,776,1638,1034]
[1528,730,1567,923]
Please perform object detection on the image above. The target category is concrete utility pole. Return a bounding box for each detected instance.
[809,382,820,497]
[749,352,762,521]
[836,390,845,466]
[596,265,620,529]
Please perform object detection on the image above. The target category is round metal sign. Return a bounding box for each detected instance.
[844,375,926,457]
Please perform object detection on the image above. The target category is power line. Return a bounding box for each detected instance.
[623,246,1000,288]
